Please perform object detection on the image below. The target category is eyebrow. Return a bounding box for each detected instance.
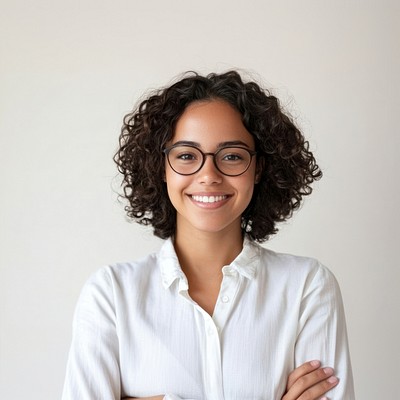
[171,140,250,148]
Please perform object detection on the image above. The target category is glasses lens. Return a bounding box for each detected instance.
[167,146,203,175]
[216,147,252,175]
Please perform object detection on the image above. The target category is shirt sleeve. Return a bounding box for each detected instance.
[295,263,355,400]
[62,267,121,400]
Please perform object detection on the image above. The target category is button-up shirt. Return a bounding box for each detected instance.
[62,238,355,399]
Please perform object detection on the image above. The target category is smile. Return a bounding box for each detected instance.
[191,195,228,203]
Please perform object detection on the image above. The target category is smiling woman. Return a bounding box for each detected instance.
[62,71,354,400]
[114,71,322,242]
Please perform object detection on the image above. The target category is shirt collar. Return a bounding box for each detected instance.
[159,237,261,290]
[228,236,261,280]
[159,238,188,290]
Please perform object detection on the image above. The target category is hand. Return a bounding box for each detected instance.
[282,360,339,400]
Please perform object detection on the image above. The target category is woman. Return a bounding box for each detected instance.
[62,71,354,399]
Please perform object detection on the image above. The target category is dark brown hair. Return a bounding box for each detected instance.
[114,71,322,241]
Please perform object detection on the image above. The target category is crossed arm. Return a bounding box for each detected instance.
[63,263,352,399]
[122,360,339,400]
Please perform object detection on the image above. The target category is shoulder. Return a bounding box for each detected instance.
[252,245,345,316]
[256,243,320,272]
[254,243,339,290]
[106,252,160,283]
[79,249,163,300]
[77,239,180,307]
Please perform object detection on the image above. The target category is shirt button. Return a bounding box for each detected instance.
[207,328,214,335]
[221,295,230,303]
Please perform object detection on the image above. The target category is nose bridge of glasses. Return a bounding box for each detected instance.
[202,151,222,173]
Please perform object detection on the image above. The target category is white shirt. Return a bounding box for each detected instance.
[62,238,355,399]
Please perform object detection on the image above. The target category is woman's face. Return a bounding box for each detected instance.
[165,99,258,237]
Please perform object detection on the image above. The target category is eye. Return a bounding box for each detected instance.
[222,153,243,161]
[169,146,202,163]
[177,153,197,161]
[219,148,247,163]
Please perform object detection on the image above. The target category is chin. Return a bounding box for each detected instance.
[190,220,242,236]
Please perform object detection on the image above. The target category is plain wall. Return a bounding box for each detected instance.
[1,1,399,399]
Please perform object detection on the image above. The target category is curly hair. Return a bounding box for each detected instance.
[114,71,322,242]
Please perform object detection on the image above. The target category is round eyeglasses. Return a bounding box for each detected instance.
[163,144,257,176]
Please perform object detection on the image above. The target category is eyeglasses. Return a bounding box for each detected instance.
[163,144,257,176]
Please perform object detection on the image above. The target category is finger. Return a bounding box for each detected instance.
[297,375,339,400]
[286,360,321,390]
[283,367,336,400]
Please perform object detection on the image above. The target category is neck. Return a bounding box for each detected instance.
[172,223,244,316]
[173,226,244,282]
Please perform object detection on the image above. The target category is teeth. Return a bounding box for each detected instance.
[192,195,227,203]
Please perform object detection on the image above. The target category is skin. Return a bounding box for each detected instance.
[124,100,338,399]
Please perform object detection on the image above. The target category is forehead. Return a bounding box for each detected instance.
[172,100,254,148]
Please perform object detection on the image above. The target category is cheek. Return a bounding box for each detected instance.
[243,184,255,205]
[238,172,257,204]
[165,170,189,198]
[241,165,257,188]
[165,161,176,186]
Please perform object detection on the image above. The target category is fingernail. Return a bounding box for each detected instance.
[320,397,328,400]
[310,360,320,367]
[323,367,334,375]
[328,376,339,384]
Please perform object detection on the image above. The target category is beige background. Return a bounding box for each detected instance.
[1,1,399,399]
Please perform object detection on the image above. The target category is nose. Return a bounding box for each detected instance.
[197,154,223,184]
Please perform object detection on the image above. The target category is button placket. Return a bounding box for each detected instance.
[200,312,224,400]
[177,266,242,400]
[204,268,240,400]
[212,268,240,334]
